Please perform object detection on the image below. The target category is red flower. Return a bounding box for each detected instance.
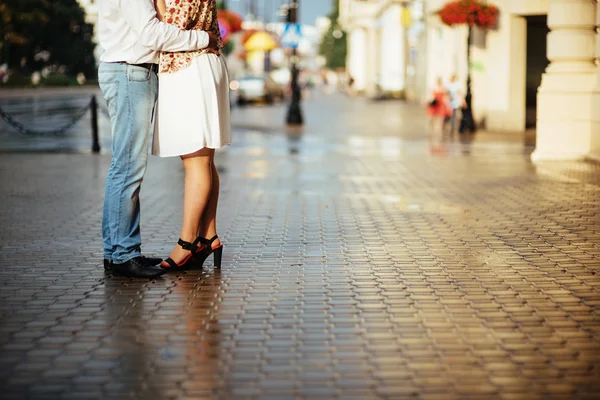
[438,0,498,28]
[217,9,243,33]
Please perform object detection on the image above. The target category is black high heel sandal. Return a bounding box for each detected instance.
[160,238,203,270]
[193,235,223,269]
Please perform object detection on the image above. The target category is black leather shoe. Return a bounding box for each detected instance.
[111,257,167,279]
[104,256,162,270]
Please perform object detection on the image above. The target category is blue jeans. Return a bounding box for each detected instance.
[98,62,158,264]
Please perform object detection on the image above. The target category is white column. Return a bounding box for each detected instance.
[365,25,381,97]
[482,14,527,132]
[348,28,368,91]
[379,4,405,93]
[532,0,599,161]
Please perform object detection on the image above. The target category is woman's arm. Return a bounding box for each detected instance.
[121,0,216,52]
[154,0,167,22]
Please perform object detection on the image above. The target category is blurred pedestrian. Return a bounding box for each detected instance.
[152,0,230,271]
[427,77,452,154]
[347,75,356,96]
[322,69,338,95]
[0,64,8,83]
[444,74,463,137]
[98,0,218,278]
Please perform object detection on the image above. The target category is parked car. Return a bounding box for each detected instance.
[231,74,285,106]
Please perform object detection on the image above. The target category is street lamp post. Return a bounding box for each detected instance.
[400,1,411,100]
[286,0,303,126]
[459,26,476,134]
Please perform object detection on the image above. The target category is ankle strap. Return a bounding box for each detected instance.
[178,238,198,252]
[194,235,218,247]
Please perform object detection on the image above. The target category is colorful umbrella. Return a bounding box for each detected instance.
[243,31,278,52]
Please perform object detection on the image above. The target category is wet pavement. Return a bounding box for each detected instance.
[0,87,110,153]
[1,90,600,399]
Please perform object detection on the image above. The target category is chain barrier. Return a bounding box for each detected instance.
[0,99,92,137]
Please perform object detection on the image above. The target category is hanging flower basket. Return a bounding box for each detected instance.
[217,9,243,33]
[218,17,232,43]
[438,0,499,28]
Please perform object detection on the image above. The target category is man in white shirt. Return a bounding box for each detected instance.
[445,74,463,137]
[98,0,218,278]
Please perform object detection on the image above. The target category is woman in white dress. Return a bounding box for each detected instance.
[153,0,230,270]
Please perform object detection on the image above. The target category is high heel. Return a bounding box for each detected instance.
[213,246,223,269]
[160,238,203,270]
[193,235,224,269]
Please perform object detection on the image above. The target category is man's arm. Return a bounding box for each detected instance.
[120,0,215,52]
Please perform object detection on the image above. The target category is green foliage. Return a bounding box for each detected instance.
[0,71,82,87]
[42,72,78,86]
[318,0,347,70]
[222,40,234,57]
[0,72,32,87]
[0,0,96,78]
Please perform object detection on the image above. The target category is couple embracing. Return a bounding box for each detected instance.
[98,0,230,279]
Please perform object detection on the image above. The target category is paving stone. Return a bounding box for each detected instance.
[2,95,600,398]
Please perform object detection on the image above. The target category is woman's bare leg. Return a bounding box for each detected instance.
[198,160,222,249]
[161,148,214,266]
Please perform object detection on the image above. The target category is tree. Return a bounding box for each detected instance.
[318,0,347,70]
[0,0,96,77]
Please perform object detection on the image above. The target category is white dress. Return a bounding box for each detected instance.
[151,0,231,157]
[152,53,231,157]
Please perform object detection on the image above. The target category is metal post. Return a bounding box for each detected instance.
[91,95,100,153]
[402,1,410,100]
[266,0,273,23]
[459,26,476,134]
[248,0,255,19]
[286,0,303,126]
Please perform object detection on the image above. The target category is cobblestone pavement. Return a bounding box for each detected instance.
[1,93,600,399]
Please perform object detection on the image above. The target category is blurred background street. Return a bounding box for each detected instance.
[0,86,532,153]
[1,0,600,399]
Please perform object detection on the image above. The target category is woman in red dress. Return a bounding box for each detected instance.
[427,77,452,154]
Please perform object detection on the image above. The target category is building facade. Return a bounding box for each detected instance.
[339,0,425,97]
[340,0,600,161]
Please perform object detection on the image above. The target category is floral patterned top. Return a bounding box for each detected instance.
[159,0,224,74]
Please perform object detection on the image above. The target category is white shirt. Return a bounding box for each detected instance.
[98,0,210,64]
[445,81,462,110]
